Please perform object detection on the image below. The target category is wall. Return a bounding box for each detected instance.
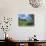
[0,0,46,40]
[44,15,46,40]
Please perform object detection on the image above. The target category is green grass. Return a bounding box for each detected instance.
[19,19,33,26]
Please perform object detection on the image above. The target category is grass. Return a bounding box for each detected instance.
[19,19,34,26]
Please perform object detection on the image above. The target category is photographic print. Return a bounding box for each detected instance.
[18,14,34,26]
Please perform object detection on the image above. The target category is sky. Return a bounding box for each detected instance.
[19,14,32,21]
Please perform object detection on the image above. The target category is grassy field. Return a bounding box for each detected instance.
[19,19,34,26]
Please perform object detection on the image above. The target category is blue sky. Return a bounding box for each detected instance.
[18,14,32,21]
